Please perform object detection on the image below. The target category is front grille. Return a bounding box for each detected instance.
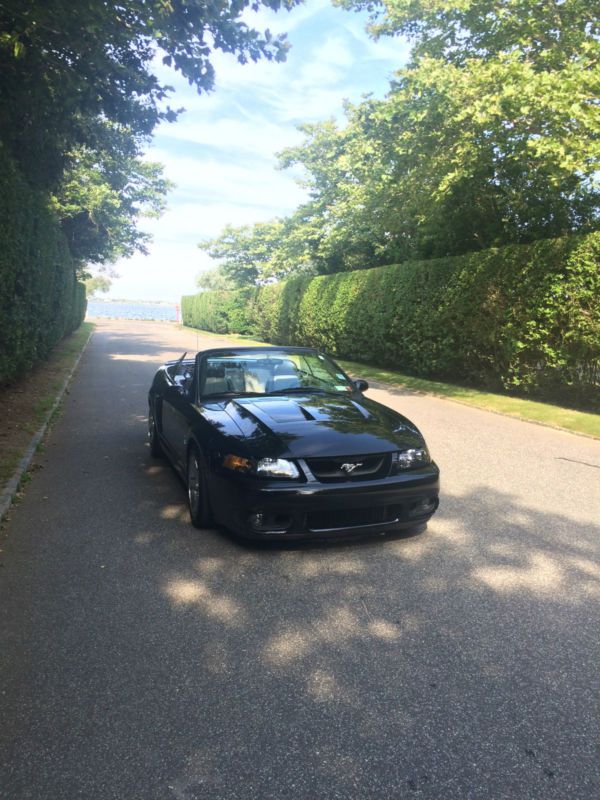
[306,505,402,531]
[305,453,391,482]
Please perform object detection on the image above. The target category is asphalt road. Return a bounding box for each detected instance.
[1,319,599,800]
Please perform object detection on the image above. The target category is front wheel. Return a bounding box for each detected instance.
[187,448,213,529]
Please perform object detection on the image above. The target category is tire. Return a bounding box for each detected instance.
[148,405,163,457]
[187,447,213,529]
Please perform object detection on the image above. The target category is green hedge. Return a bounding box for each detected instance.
[182,234,600,407]
[0,146,87,385]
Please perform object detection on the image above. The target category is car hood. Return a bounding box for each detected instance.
[222,392,425,459]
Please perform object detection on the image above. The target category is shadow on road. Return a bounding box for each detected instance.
[133,425,599,798]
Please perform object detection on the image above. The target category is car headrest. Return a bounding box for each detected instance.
[274,360,297,376]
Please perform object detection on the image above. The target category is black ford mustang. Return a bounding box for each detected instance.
[148,346,439,540]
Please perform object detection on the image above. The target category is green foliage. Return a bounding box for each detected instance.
[0,0,300,382]
[182,234,600,408]
[337,0,599,67]
[1,0,297,267]
[182,288,257,336]
[84,274,112,298]
[196,267,236,292]
[204,0,599,278]
[0,148,87,385]
[275,42,599,269]
[55,130,172,267]
[199,218,316,287]
[0,0,297,190]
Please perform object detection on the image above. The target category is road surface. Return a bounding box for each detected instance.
[1,319,599,799]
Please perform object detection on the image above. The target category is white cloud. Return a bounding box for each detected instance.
[320,34,355,67]
[156,116,304,159]
[149,149,307,214]
[108,246,206,303]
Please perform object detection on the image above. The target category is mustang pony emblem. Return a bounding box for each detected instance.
[340,462,363,473]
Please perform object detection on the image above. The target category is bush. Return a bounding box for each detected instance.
[0,146,87,385]
[181,234,600,408]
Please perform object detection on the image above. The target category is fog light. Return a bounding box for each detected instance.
[408,497,437,517]
[249,511,292,533]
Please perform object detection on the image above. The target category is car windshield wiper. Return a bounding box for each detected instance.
[202,391,262,398]
[266,386,335,395]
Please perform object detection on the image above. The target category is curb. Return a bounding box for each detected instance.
[0,329,94,524]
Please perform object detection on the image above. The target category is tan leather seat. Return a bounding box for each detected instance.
[204,377,230,395]
[245,368,270,393]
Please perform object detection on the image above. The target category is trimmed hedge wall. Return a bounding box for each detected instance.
[0,147,87,385]
[182,233,600,407]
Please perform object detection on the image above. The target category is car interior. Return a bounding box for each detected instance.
[167,360,195,394]
[202,358,302,396]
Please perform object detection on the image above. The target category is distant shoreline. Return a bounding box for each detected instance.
[86,299,178,322]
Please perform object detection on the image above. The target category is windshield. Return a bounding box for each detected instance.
[200,351,353,397]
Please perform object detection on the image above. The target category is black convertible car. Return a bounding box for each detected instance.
[148,346,439,540]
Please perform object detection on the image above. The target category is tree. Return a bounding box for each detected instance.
[55,124,173,267]
[0,0,299,269]
[199,1,599,278]
[199,218,317,286]
[84,274,112,298]
[278,113,405,271]
[196,267,236,291]
[330,0,600,256]
[262,0,600,270]
[336,0,599,67]
[0,0,298,189]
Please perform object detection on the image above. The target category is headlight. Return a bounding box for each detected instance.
[256,458,300,479]
[392,447,430,470]
[223,454,300,479]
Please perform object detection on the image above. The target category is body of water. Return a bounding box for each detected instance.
[87,300,178,322]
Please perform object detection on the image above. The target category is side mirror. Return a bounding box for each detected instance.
[172,375,192,397]
[353,379,369,393]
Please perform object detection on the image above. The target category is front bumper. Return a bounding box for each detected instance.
[209,462,440,540]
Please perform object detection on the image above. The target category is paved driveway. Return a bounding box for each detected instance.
[1,319,599,799]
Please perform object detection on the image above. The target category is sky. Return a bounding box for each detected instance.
[104,0,410,302]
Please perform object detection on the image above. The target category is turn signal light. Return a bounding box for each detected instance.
[223,454,252,472]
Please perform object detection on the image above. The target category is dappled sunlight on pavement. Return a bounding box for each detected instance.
[163,578,244,624]
[262,607,401,667]
[473,551,565,596]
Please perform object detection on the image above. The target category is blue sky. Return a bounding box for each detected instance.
[105,0,410,302]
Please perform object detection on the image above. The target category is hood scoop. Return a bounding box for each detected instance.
[299,404,316,421]
[234,397,312,424]
[233,395,363,425]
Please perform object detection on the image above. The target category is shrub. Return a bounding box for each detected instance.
[0,146,87,385]
[181,233,600,408]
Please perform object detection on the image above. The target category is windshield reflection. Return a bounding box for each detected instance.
[201,351,353,398]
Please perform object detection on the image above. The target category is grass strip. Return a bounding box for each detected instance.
[0,322,94,488]
[338,360,600,439]
[179,325,599,439]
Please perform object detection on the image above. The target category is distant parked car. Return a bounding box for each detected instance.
[148,346,439,540]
